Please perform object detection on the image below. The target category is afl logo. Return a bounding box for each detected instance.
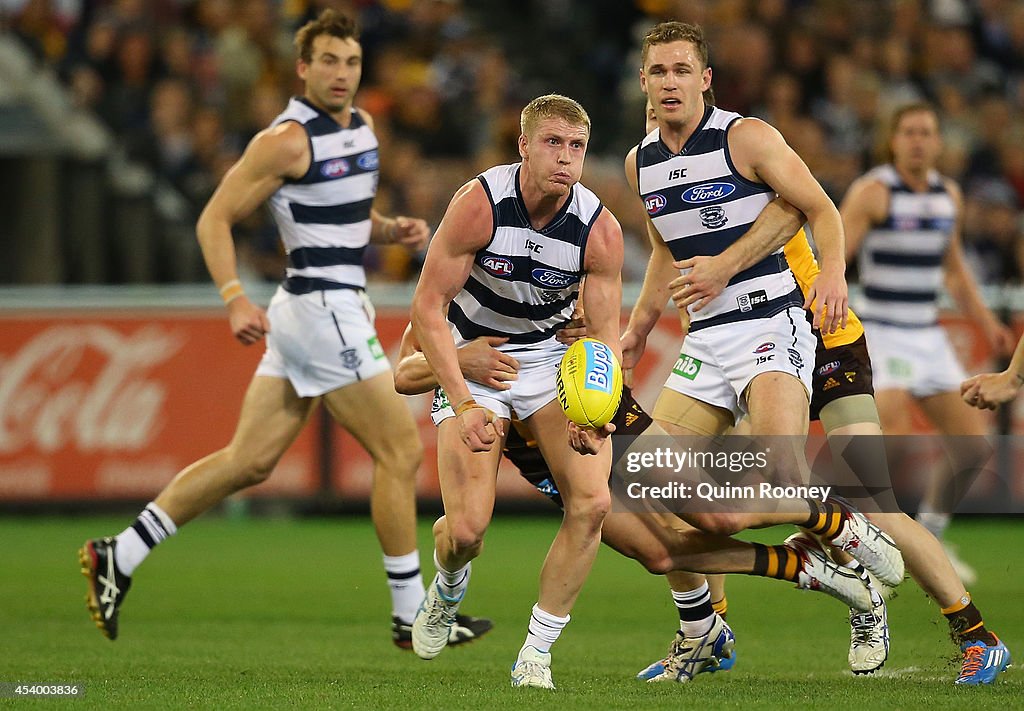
[357,150,379,170]
[817,360,840,376]
[753,342,776,354]
[645,194,667,215]
[481,256,514,276]
[531,268,576,289]
[682,182,736,204]
[321,158,350,178]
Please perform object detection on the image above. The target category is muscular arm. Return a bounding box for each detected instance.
[622,148,677,368]
[410,180,499,450]
[581,209,625,363]
[671,198,805,312]
[729,118,848,331]
[394,323,519,396]
[196,121,308,343]
[839,176,888,262]
[357,108,431,250]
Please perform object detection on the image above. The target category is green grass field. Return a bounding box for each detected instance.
[2,514,1020,709]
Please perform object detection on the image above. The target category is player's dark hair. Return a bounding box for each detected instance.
[294,9,360,64]
[641,21,715,106]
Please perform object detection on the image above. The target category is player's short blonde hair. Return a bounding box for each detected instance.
[520,94,591,138]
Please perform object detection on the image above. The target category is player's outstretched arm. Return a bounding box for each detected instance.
[962,333,1024,409]
[196,122,308,345]
[670,198,805,313]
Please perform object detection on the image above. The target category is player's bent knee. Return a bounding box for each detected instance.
[218,442,284,487]
[686,512,744,537]
[373,433,424,475]
[563,490,611,531]
[445,516,489,557]
[633,548,674,575]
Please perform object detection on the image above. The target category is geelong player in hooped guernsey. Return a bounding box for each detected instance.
[411,94,624,690]
[619,20,888,683]
[77,9,500,654]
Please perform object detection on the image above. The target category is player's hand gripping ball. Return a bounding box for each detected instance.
[556,338,623,428]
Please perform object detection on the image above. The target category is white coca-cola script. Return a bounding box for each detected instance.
[0,325,183,453]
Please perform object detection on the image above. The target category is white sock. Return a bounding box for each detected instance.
[673,582,715,637]
[916,509,951,540]
[383,551,425,624]
[114,502,177,576]
[433,549,471,600]
[520,603,570,656]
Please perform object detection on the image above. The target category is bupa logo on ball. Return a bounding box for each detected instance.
[645,193,667,215]
[682,182,736,204]
[583,341,614,393]
[481,256,514,276]
[357,150,379,171]
[321,158,351,178]
[531,268,576,289]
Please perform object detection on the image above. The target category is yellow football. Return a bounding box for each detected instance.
[556,338,623,428]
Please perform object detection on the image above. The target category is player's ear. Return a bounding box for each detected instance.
[518,133,528,160]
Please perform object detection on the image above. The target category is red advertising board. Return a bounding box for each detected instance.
[0,311,316,501]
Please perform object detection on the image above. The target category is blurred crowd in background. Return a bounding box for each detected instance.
[4,0,1024,285]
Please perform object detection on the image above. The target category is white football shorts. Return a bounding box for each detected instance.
[862,321,966,397]
[660,306,815,422]
[255,286,391,397]
[430,344,566,425]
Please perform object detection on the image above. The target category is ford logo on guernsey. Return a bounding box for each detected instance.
[531,268,576,289]
[584,340,615,393]
[682,182,736,204]
[357,150,379,171]
[645,193,667,215]
[321,158,350,178]
[481,256,514,276]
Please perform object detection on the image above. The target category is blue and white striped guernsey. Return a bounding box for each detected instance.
[636,105,802,331]
[266,97,380,294]
[856,165,956,328]
[447,163,603,351]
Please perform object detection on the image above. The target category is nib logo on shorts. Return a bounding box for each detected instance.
[673,354,702,380]
[367,335,385,360]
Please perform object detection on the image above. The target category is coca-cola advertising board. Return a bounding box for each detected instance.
[0,311,316,501]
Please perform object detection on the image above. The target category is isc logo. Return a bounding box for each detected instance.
[584,341,614,393]
[673,354,702,380]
